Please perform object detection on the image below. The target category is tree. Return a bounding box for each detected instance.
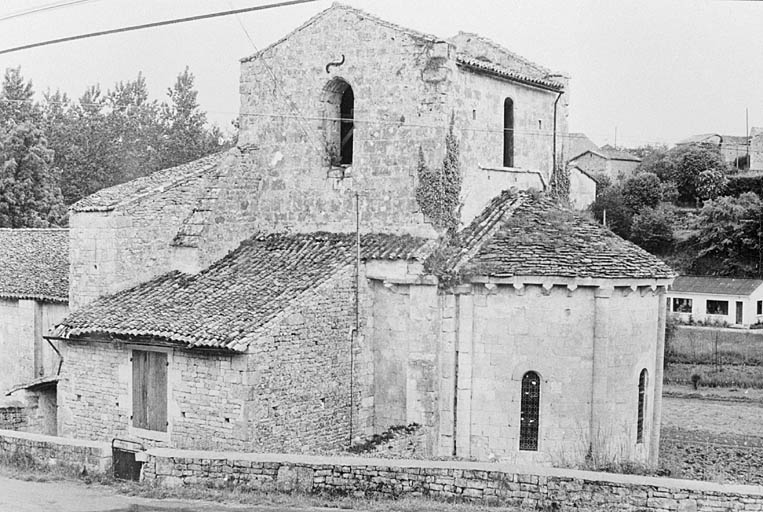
[0,123,66,227]
[689,192,763,276]
[621,172,662,211]
[667,144,728,205]
[591,182,632,239]
[0,67,39,126]
[159,67,222,169]
[696,168,728,201]
[630,206,674,254]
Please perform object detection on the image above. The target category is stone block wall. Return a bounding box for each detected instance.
[68,172,208,309]
[453,68,568,223]
[0,428,111,475]
[141,449,763,511]
[0,406,26,430]
[0,298,68,395]
[59,266,374,452]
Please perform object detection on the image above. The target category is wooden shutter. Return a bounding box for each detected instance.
[132,350,167,432]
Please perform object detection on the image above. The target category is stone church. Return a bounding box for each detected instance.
[48,4,673,466]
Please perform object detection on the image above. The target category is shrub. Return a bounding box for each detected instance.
[629,206,675,254]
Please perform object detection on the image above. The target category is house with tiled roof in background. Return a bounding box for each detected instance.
[567,144,642,183]
[0,229,69,435]
[676,133,750,171]
[46,4,673,468]
[666,276,763,328]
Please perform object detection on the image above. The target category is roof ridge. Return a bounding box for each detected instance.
[450,191,526,273]
[72,150,230,213]
[241,2,440,63]
[451,30,553,77]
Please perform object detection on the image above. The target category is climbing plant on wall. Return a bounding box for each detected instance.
[415,113,462,232]
[549,165,570,204]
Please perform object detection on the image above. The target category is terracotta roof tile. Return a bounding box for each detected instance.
[444,191,674,280]
[0,229,68,303]
[51,232,428,350]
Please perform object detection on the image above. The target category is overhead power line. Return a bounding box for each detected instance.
[0,0,319,56]
[0,0,103,22]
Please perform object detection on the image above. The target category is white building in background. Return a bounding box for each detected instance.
[667,276,763,328]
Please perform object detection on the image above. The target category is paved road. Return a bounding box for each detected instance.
[0,475,320,512]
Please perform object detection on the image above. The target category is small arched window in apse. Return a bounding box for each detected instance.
[519,371,541,451]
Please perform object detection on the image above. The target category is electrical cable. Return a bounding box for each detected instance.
[0,0,319,56]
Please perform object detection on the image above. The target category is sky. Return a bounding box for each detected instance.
[1,0,761,148]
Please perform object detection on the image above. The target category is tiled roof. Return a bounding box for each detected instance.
[50,232,428,351]
[71,151,228,212]
[599,145,642,162]
[565,133,600,161]
[443,191,674,280]
[455,57,564,92]
[670,276,763,296]
[0,229,68,303]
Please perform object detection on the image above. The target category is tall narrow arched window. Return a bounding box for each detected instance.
[322,78,354,167]
[637,369,648,443]
[339,86,354,165]
[503,97,514,168]
[519,371,540,451]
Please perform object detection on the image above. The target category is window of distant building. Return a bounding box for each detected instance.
[503,97,514,168]
[757,300,762,315]
[519,371,540,451]
[706,300,728,316]
[671,298,692,313]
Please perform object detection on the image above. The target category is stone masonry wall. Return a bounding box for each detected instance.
[453,285,660,466]
[0,298,68,395]
[59,266,374,453]
[369,280,440,454]
[142,450,763,511]
[454,68,568,224]
[69,172,208,309]
[237,7,450,239]
[0,428,111,475]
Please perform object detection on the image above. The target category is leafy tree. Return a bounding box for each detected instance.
[159,67,222,169]
[667,144,728,205]
[591,182,632,238]
[630,206,674,254]
[689,192,763,276]
[0,67,39,126]
[621,172,662,211]
[696,169,728,201]
[0,123,66,227]
[633,146,673,182]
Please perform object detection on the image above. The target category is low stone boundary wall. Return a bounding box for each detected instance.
[144,449,763,511]
[0,429,111,475]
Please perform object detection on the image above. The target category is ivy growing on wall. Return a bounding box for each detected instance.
[549,165,570,204]
[415,113,462,233]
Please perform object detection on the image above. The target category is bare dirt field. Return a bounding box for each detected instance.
[659,394,763,484]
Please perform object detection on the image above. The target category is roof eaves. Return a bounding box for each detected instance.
[456,57,564,92]
[0,293,68,304]
[451,31,554,77]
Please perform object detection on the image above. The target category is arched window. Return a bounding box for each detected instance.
[322,79,354,166]
[503,97,514,168]
[519,371,540,451]
[637,369,648,443]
